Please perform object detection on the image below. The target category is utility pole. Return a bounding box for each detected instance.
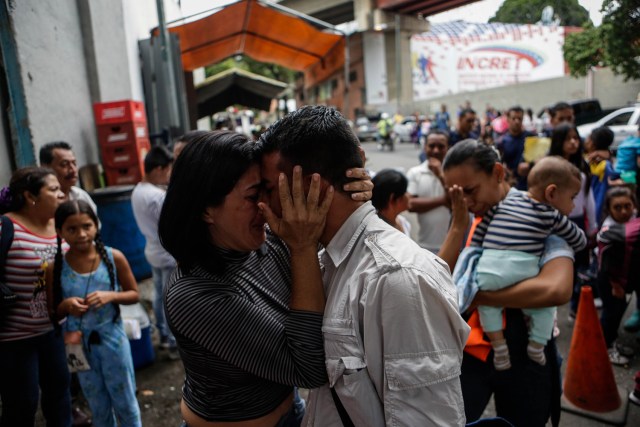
[395,13,401,114]
[156,0,180,130]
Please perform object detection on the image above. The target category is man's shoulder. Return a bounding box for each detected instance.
[407,163,428,176]
[362,227,449,273]
[69,187,97,210]
[132,182,164,200]
[620,136,640,148]
[69,186,92,200]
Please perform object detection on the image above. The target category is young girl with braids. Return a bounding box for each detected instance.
[46,200,142,427]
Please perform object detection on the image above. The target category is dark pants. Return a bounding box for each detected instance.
[461,309,561,427]
[597,271,630,348]
[0,330,72,427]
[569,215,597,313]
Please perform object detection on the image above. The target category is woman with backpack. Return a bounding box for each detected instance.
[0,166,71,427]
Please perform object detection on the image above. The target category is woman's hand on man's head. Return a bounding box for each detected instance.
[344,168,373,201]
[259,165,334,251]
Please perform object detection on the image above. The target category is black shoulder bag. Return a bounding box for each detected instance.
[0,215,17,314]
[330,387,355,427]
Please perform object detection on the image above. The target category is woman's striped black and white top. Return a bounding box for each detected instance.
[0,217,67,342]
[471,188,587,255]
[164,231,327,422]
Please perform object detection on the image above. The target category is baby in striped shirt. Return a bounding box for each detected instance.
[472,156,587,370]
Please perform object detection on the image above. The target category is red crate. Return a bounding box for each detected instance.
[94,100,147,125]
[104,166,144,186]
[97,121,148,147]
[101,139,150,169]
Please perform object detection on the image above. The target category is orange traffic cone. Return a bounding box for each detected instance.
[561,286,628,424]
[564,286,620,411]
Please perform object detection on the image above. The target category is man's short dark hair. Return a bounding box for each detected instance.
[40,141,72,165]
[426,129,449,142]
[144,145,174,174]
[257,106,363,192]
[550,102,571,117]
[590,126,615,150]
[458,108,476,119]
[173,130,209,147]
[508,106,524,116]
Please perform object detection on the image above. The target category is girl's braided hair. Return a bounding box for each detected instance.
[53,200,120,323]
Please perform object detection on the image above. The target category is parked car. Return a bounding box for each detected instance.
[577,105,640,152]
[355,116,378,142]
[538,98,613,127]
[394,117,417,143]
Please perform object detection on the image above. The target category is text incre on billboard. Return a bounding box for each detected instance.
[411,22,567,100]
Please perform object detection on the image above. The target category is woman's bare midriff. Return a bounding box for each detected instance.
[181,392,294,427]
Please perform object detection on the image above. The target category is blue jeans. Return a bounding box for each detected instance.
[152,265,176,346]
[0,330,72,427]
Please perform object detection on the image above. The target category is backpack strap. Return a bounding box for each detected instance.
[0,215,15,281]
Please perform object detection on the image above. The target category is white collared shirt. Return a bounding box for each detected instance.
[406,162,451,253]
[303,203,470,427]
[69,186,97,215]
[131,182,176,268]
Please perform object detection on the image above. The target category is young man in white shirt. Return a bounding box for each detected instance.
[407,130,451,253]
[131,146,177,354]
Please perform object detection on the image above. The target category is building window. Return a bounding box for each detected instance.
[349,71,357,82]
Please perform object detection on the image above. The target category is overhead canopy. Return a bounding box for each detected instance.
[377,0,480,16]
[196,67,288,117]
[166,0,345,88]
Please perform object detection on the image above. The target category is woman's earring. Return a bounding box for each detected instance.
[32,201,36,205]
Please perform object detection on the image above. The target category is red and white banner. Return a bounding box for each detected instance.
[411,21,567,100]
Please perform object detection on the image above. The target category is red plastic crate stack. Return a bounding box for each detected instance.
[94,100,150,186]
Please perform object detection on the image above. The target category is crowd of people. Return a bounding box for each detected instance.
[0,99,639,427]
[383,100,640,418]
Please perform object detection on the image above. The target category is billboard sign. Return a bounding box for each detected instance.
[411,21,567,100]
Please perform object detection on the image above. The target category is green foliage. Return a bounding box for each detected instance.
[563,24,604,77]
[564,0,640,81]
[205,55,299,83]
[489,0,591,26]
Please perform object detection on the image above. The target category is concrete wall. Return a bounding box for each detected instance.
[79,0,132,103]
[373,67,640,122]
[1,0,183,181]
[11,0,98,165]
[0,80,12,185]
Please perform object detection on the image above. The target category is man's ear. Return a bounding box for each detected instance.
[202,207,215,225]
[493,162,505,183]
[545,184,557,202]
[385,193,395,208]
